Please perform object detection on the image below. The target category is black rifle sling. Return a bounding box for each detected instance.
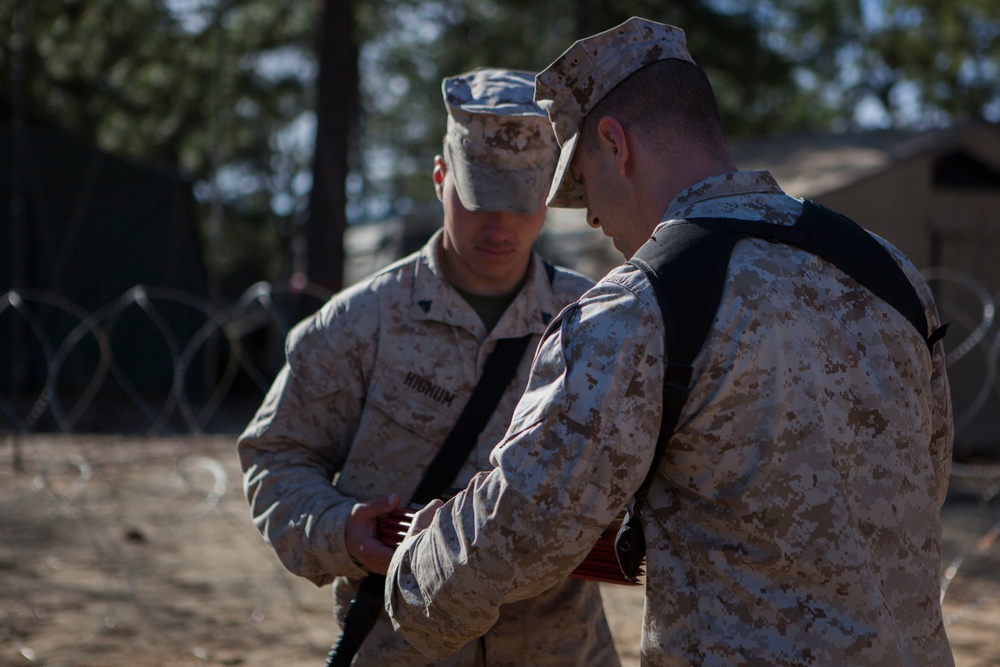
[409,333,533,504]
[613,216,744,581]
[326,335,532,666]
[409,260,553,506]
[325,261,556,666]
[615,200,946,581]
[325,573,384,667]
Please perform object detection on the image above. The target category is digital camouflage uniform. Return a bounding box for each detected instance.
[387,170,955,666]
[238,233,621,666]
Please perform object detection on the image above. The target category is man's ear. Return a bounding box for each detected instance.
[596,116,630,177]
[432,155,446,201]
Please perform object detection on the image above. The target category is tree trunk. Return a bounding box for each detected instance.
[306,0,358,295]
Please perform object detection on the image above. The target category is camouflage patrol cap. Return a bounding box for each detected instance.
[535,17,696,208]
[443,68,558,214]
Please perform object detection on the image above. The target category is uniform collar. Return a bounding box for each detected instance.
[663,170,785,220]
[410,229,559,340]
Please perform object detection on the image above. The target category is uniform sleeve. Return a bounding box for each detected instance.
[918,279,954,505]
[881,241,954,506]
[385,282,664,658]
[237,300,371,586]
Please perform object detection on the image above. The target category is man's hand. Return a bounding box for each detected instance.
[405,499,444,540]
[345,494,401,575]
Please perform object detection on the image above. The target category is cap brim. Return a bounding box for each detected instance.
[447,141,551,214]
[545,132,587,209]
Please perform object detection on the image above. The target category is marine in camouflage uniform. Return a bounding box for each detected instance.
[387,19,955,666]
[238,69,620,666]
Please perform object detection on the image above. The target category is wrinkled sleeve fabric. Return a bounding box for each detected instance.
[901,258,954,505]
[877,239,954,505]
[237,298,373,586]
[385,279,664,658]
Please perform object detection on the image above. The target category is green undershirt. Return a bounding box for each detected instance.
[453,277,525,332]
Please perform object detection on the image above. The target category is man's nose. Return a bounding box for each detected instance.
[481,212,515,236]
[586,210,601,229]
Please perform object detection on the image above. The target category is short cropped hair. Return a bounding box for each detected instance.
[580,59,730,161]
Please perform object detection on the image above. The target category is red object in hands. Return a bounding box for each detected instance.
[377,509,643,586]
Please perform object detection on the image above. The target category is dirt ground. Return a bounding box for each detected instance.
[1,434,998,667]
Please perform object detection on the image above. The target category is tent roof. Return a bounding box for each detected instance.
[729,122,1000,198]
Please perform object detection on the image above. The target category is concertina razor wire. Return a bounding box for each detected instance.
[0,268,998,448]
[1,280,332,435]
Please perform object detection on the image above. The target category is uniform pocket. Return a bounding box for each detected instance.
[337,372,465,499]
[367,372,460,447]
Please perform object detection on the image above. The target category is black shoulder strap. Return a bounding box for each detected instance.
[615,215,745,580]
[412,256,556,503]
[409,335,533,504]
[325,573,385,667]
[633,200,937,364]
[329,259,560,665]
[613,200,946,580]
[634,198,943,450]
[720,201,932,341]
[326,330,537,666]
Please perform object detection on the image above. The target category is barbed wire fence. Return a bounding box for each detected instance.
[3,268,1000,501]
[1,280,333,438]
[3,268,999,443]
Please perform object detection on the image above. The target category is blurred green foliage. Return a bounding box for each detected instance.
[2,0,317,288]
[3,0,999,289]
